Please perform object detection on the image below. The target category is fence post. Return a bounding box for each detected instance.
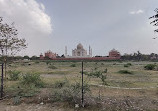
[81,61,84,107]
[1,63,3,98]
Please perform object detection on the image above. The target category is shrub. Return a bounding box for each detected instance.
[70,64,76,67]
[104,68,108,73]
[51,81,90,106]
[35,61,39,64]
[54,79,69,88]
[8,70,20,81]
[113,63,116,65]
[124,63,132,67]
[13,96,21,105]
[48,65,57,69]
[127,63,132,66]
[21,74,44,88]
[8,84,39,98]
[83,69,108,85]
[46,61,51,65]
[118,70,133,74]
[144,64,156,70]
[124,64,129,67]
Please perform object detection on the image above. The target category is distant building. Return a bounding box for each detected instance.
[45,50,57,59]
[40,53,44,60]
[40,50,57,59]
[65,43,92,58]
[109,49,121,58]
[39,46,121,61]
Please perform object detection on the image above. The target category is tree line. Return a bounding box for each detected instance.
[121,51,158,61]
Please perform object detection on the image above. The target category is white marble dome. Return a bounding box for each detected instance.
[77,43,83,49]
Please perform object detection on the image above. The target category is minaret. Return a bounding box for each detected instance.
[89,45,92,57]
[65,46,67,57]
[91,48,92,57]
[89,45,91,56]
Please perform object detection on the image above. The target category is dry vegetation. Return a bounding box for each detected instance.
[1,60,158,111]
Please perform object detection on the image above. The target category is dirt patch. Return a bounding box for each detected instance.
[0,99,74,111]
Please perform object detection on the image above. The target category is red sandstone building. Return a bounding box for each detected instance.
[40,50,57,59]
[109,49,121,58]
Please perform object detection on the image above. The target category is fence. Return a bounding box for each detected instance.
[0,63,4,99]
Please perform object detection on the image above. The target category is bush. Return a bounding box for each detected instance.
[8,70,20,81]
[70,64,76,67]
[46,61,51,65]
[104,68,108,73]
[144,64,156,70]
[48,65,57,69]
[21,74,44,88]
[113,63,116,65]
[124,63,132,67]
[51,81,90,106]
[118,70,133,74]
[83,69,108,85]
[13,96,21,105]
[54,79,69,88]
[7,84,39,98]
[127,63,132,66]
[124,64,129,67]
[35,61,39,64]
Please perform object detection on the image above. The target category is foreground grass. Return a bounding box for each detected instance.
[3,60,158,110]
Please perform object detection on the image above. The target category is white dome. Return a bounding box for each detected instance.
[77,43,83,49]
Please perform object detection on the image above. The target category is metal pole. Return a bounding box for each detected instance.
[1,63,3,98]
[81,61,84,107]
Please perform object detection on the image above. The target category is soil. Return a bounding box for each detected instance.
[0,99,74,111]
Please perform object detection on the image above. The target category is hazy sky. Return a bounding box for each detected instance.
[0,0,158,56]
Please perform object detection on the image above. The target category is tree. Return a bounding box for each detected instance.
[149,8,158,33]
[0,17,27,77]
[31,56,39,60]
[0,17,27,55]
[23,55,30,60]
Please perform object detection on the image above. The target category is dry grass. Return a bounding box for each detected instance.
[3,60,158,110]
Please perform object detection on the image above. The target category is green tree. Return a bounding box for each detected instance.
[149,8,158,33]
[31,56,38,60]
[23,55,30,60]
[0,17,27,77]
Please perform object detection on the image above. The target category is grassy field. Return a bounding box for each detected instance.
[1,60,158,110]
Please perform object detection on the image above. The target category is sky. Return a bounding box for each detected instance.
[0,0,158,57]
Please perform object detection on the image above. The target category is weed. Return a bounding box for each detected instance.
[46,61,51,65]
[51,80,90,106]
[70,64,76,67]
[13,96,21,105]
[118,70,133,74]
[124,64,129,67]
[6,83,39,98]
[48,65,57,69]
[8,70,20,81]
[83,68,108,85]
[144,64,156,70]
[104,68,108,73]
[35,61,39,64]
[124,63,132,67]
[127,63,132,66]
[113,63,116,65]
[21,73,44,88]
[54,79,69,88]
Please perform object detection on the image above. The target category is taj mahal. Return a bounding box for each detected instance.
[40,43,121,60]
[65,43,92,58]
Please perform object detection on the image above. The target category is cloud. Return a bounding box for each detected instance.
[129,9,144,15]
[0,0,53,56]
